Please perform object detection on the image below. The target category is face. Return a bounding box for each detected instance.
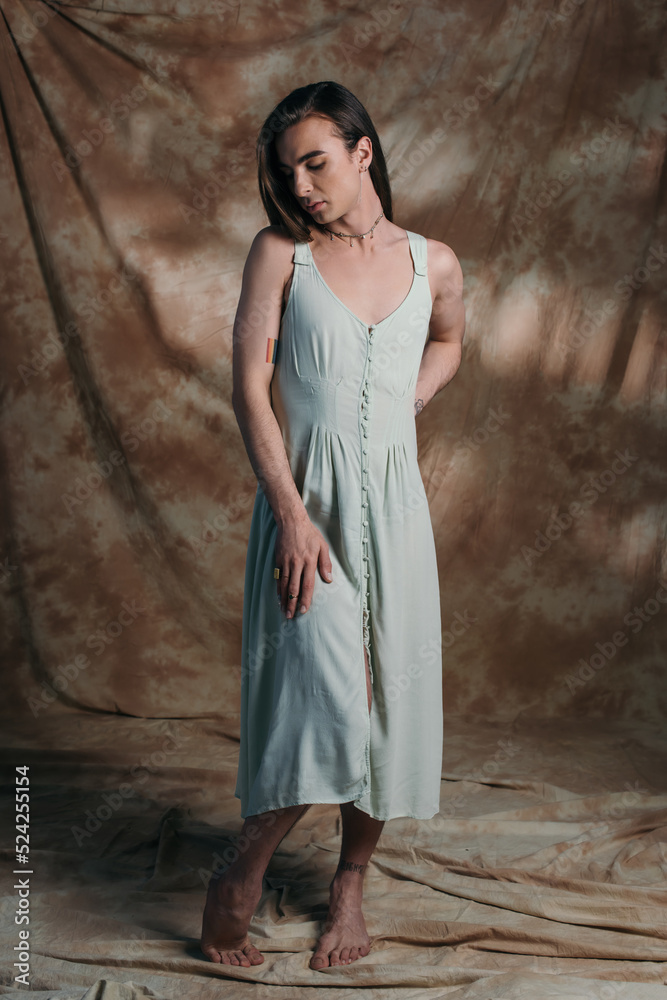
[275,115,371,225]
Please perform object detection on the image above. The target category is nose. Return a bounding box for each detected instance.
[291,169,312,200]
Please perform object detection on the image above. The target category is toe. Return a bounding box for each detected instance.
[339,947,350,963]
[310,952,329,969]
[202,946,221,964]
[349,947,359,962]
[329,949,341,966]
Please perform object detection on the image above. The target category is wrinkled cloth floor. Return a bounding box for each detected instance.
[1,711,666,999]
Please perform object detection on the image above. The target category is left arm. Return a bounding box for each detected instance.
[414,240,466,416]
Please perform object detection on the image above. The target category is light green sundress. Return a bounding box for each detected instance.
[234,229,443,821]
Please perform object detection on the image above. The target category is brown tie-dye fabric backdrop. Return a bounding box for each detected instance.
[2,1,666,722]
[1,1,667,998]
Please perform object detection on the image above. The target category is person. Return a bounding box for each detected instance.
[200,80,465,971]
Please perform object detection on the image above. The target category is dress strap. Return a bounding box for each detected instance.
[408,231,427,276]
[293,240,311,266]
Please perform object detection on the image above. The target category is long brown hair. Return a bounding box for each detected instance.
[256,81,393,243]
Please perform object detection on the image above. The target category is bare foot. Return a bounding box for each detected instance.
[200,868,265,966]
[310,871,372,969]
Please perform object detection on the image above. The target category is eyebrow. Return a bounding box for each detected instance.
[277,149,327,170]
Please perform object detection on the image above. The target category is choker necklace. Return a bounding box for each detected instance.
[323,211,385,247]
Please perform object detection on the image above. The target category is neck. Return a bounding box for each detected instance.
[320,195,385,238]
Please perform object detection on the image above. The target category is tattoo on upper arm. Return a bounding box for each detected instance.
[415,398,424,416]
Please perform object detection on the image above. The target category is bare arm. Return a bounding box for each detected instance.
[414,242,466,416]
[232,226,333,617]
[231,227,307,524]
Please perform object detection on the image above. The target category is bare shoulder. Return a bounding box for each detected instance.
[249,225,295,263]
[242,226,296,294]
[425,237,463,293]
[423,237,466,344]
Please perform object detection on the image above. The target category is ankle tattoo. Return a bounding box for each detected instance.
[337,859,367,874]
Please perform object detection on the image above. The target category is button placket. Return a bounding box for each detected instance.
[360,324,375,687]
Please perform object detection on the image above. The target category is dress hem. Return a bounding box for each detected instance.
[234,790,440,823]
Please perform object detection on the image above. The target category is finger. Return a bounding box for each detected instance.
[278,568,288,611]
[279,564,296,613]
[298,560,316,614]
[284,570,303,619]
[318,546,333,583]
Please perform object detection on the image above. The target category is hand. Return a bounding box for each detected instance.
[275,513,333,619]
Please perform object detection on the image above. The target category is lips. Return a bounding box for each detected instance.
[305,201,324,211]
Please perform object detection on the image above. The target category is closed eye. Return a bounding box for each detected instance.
[281,162,325,179]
